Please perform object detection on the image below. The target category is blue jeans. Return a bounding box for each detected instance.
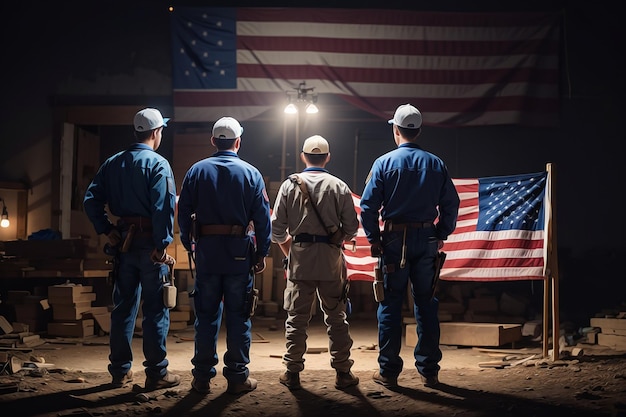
[377,227,442,378]
[191,267,254,384]
[108,248,170,381]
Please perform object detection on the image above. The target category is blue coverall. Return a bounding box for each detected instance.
[360,142,460,380]
[83,143,177,381]
[177,150,271,385]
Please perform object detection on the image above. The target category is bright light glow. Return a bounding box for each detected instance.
[0,202,7,228]
[305,103,319,114]
[284,103,298,114]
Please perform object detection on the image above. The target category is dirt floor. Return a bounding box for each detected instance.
[2,316,626,417]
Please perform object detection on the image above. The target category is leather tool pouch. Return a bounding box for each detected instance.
[247,287,259,318]
[162,265,177,309]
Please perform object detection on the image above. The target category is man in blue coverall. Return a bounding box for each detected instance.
[83,107,180,391]
[177,116,271,395]
[360,104,460,388]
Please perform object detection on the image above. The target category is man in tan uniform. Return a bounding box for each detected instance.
[271,135,360,390]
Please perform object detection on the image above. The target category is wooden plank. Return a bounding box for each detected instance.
[0,316,13,334]
[407,322,523,347]
[81,270,110,278]
[473,347,542,354]
[590,318,626,331]
[439,322,522,347]
[597,333,626,350]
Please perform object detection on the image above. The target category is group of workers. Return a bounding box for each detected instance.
[82,103,460,395]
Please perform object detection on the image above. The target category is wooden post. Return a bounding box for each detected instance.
[546,163,560,360]
[542,274,550,358]
[540,163,561,360]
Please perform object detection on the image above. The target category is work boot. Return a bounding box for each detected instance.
[145,372,181,391]
[420,374,440,387]
[191,377,210,394]
[111,370,133,388]
[227,377,257,394]
[372,371,398,387]
[335,371,359,389]
[279,371,301,390]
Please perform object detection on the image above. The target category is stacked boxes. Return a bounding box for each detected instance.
[9,291,51,333]
[47,284,97,338]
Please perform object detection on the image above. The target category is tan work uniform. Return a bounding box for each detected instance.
[271,170,359,373]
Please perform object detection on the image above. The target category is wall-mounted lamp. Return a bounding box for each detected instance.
[0,198,9,228]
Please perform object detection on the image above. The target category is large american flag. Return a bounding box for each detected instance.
[170,7,560,127]
[345,171,549,282]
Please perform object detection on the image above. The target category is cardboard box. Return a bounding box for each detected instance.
[48,284,93,298]
[14,300,50,321]
[5,291,31,305]
[597,333,626,350]
[47,319,95,338]
[177,291,191,307]
[92,314,111,334]
[86,306,109,315]
[48,284,96,305]
[590,318,626,334]
[174,244,190,268]
[169,321,189,331]
[170,310,190,322]
[52,303,94,321]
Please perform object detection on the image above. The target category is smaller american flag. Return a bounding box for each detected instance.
[345,171,549,282]
[441,171,547,281]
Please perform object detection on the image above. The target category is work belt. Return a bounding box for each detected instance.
[119,216,153,232]
[384,221,433,233]
[199,224,246,237]
[293,233,330,243]
[383,220,434,269]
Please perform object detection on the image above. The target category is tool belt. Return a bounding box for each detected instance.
[199,224,246,237]
[293,233,331,243]
[384,220,433,233]
[119,216,153,232]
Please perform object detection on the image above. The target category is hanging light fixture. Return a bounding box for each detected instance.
[284,81,319,114]
[0,198,9,228]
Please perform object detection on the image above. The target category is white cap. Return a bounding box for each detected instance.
[302,135,329,154]
[212,117,243,139]
[388,104,422,129]
[134,108,169,132]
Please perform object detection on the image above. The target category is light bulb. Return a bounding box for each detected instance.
[284,103,298,114]
[305,103,319,114]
